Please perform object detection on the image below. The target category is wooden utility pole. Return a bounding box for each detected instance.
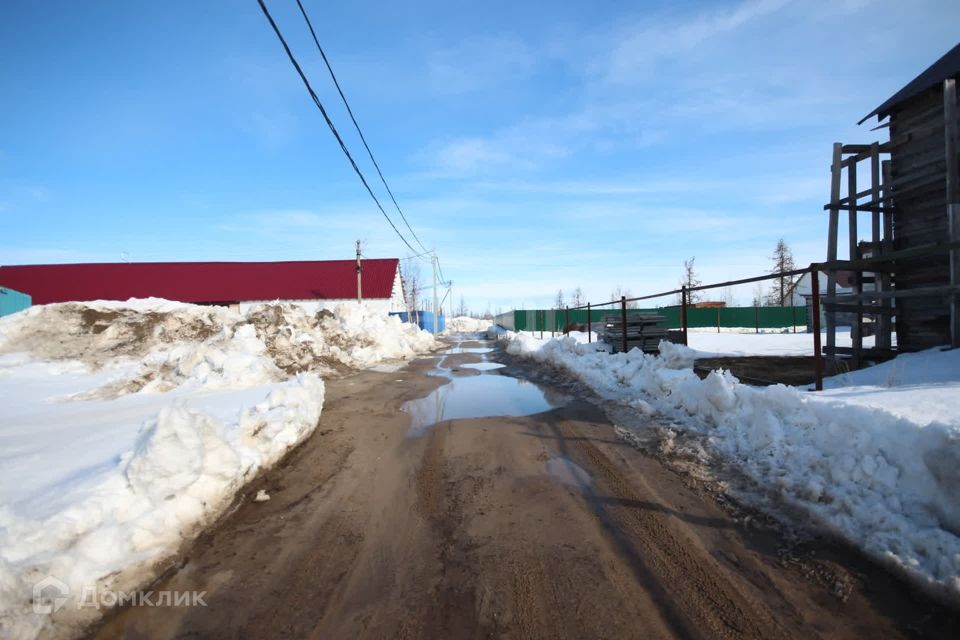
[355,240,363,304]
[432,250,439,335]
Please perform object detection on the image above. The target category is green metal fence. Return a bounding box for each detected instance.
[499,305,807,332]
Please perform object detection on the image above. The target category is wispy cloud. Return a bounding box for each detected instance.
[427,35,538,94]
[597,0,791,84]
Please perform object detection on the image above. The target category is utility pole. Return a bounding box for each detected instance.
[432,250,439,334]
[355,240,362,304]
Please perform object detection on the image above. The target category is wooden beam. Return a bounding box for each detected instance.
[823,303,896,315]
[945,78,960,347]
[826,142,841,358]
[822,204,893,213]
[822,284,960,302]
[879,159,894,350]
[823,239,960,270]
[823,346,898,358]
[848,153,862,368]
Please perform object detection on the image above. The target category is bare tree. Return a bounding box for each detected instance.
[610,286,638,308]
[678,257,703,304]
[720,286,735,307]
[752,282,765,307]
[555,289,565,308]
[572,287,584,307]
[456,295,469,317]
[400,259,421,320]
[766,239,798,307]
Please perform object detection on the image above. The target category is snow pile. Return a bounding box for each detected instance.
[503,331,960,601]
[0,299,435,394]
[0,299,434,639]
[446,316,491,333]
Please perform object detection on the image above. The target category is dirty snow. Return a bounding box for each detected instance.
[446,316,492,333]
[502,331,960,603]
[0,299,434,639]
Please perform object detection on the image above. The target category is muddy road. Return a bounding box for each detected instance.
[89,337,957,639]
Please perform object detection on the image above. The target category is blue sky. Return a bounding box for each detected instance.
[2,0,958,312]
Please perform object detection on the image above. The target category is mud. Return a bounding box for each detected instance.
[86,340,960,640]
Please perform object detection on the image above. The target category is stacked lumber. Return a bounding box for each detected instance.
[601,314,668,354]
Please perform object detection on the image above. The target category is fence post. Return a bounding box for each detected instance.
[565,306,570,336]
[620,296,628,353]
[551,308,555,338]
[540,310,543,339]
[811,264,823,391]
[716,306,720,334]
[681,286,689,346]
[792,304,797,334]
[754,305,759,334]
[587,303,592,343]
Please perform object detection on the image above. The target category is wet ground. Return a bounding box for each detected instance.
[87,335,959,639]
[403,347,568,437]
[694,355,818,386]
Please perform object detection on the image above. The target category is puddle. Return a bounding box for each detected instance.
[444,347,494,354]
[403,373,568,437]
[459,362,506,371]
[545,457,592,488]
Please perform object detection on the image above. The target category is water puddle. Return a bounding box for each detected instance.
[459,362,506,371]
[403,341,567,437]
[444,347,494,354]
[545,456,593,488]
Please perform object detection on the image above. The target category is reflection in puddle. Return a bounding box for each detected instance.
[459,362,506,371]
[444,347,494,354]
[403,364,568,438]
[545,457,592,488]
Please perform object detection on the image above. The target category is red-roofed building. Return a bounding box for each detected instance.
[0,259,407,314]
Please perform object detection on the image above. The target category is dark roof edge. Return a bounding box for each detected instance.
[858,42,960,125]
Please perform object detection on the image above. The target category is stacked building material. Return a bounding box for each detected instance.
[601,314,668,353]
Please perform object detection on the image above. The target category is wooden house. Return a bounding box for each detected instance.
[824,43,960,364]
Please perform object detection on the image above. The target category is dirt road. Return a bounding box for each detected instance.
[89,338,957,639]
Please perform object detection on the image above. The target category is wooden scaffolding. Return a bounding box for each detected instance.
[824,75,960,368]
[823,141,897,368]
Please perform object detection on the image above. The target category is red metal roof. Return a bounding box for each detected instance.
[0,259,400,305]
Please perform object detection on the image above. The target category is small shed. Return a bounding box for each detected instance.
[0,287,32,317]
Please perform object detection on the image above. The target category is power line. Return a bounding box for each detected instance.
[295,0,429,254]
[256,0,421,256]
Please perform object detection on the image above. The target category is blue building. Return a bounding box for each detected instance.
[0,287,31,317]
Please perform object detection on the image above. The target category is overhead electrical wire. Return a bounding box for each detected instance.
[294,0,430,254]
[256,0,422,257]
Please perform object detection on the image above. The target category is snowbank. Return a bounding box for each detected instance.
[0,299,434,639]
[446,316,492,333]
[503,331,960,602]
